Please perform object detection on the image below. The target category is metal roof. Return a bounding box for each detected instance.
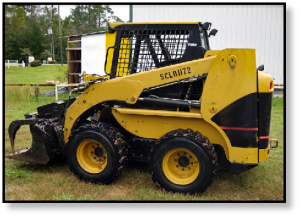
[59,31,107,39]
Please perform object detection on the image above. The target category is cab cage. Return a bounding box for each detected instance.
[110,23,209,78]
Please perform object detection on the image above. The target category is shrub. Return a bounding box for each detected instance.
[48,60,57,64]
[30,60,42,67]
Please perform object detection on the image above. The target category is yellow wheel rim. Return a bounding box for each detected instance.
[76,140,108,174]
[162,148,200,185]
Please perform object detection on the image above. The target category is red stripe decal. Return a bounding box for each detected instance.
[220,126,258,131]
[259,136,270,139]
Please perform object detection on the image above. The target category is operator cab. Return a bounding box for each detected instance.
[106,22,217,79]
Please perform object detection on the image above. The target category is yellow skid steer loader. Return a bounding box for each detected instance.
[7,22,277,193]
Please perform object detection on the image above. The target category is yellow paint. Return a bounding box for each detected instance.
[259,148,270,163]
[112,108,202,119]
[258,70,274,93]
[162,148,200,185]
[200,49,258,162]
[64,79,144,142]
[116,37,131,77]
[64,56,215,142]
[204,50,221,58]
[112,107,258,164]
[231,147,258,163]
[63,49,270,164]
[202,49,257,121]
[105,32,117,74]
[109,22,199,29]
[82,71,107,81]
[112,109,219,141]
[76,140,107,173]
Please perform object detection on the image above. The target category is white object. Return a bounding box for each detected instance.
[81,33,106,79]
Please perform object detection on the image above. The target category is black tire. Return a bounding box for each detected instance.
[67,121,128,184]
[149,128,218,193]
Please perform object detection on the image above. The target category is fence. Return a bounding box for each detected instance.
[5,60,25,68]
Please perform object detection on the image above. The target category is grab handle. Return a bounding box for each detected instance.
[104,46,115,75]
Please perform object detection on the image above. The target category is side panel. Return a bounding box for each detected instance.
[257,70,274,162]
[211,93,258,148]
[201,49,258,163]
[112,108,259,164]
[258,93,273,149]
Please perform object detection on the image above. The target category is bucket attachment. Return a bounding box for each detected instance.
[7,118,63,165]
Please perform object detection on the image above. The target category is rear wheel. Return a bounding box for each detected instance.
[149,129,217,193]
[67,121,128,184]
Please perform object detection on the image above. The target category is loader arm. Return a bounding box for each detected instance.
[63,56,216,143]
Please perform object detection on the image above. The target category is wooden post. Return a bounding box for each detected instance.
[55,83,79,101]
[35,87,40,97]
[55,84,58,101]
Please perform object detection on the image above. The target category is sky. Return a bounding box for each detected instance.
[58,5,130,22]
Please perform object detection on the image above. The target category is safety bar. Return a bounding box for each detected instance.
[104,46,115,75]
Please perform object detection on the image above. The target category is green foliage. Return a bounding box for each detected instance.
[5,65,68,84]
[30,60,42,67]
[69,5,124,34]
[48,60,58,64]
[272,97,284,111]
[5,167,32,180]
[40,50,52,60]
[5,4,123,64]
[5,5,26,44]
[19,48,32,64]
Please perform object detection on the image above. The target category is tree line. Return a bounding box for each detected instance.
[5,5,125,64]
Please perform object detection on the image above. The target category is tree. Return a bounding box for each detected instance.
[68,5,124,34]
[19,48,32,64]
[5,5,26,59]
[93,5,104,31]
[5,5,26,36]
[4,4,123,64]
[40,50,52,60]
[24,19,46,59]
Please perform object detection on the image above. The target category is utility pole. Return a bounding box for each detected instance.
[51,5,55,61]
[58,5,63,66]
[129,5,133,22]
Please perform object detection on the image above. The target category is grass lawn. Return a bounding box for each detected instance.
[5,65,68,84]
[4,66,284,201]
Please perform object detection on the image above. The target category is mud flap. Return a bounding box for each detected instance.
[7,118,51,165]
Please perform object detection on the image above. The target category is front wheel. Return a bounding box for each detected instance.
[67,122,128,184]
[149,129,217,193]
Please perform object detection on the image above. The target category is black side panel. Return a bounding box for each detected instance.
[211,93,258,148]
[37,98,76,123]
[258,93,273,149]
